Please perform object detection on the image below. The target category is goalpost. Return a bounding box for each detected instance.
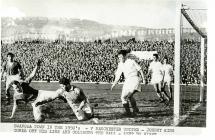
[174,2,207,126]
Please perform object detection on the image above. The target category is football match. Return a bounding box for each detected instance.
[1,0,207,127]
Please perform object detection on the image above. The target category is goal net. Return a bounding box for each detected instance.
[174,3,207,126]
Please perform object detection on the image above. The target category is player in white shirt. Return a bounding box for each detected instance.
[148,54,170,102]
[162,57,173,100]
[111,49,145,116]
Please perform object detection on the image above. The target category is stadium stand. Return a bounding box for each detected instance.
[1,40,206,84]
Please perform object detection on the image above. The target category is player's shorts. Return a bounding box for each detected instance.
[163,76,172,84]
[122,76,141,94]
[6,74,21,90]
[121,76,141,104]
[150,74,163,84]
[67,101,94,121]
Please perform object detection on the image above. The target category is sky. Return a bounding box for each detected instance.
[0,0,207,28]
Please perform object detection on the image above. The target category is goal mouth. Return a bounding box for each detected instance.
[174,3,207,126]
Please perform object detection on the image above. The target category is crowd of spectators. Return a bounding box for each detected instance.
[1,39,207,84]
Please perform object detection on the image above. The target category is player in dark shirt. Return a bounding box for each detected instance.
[58,77,94,121]
[36,77,94,121]
[9,60,41,119]
[1,52,24,104]
[9,60,66,122]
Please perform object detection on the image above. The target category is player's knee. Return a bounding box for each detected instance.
[77,112,94,121]
[121,95,128,104]
[76,112,87,121]
[34,114,45,123]
[77,116,85,121]
[121,99,128,104]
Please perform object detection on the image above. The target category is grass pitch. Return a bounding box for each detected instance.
[1,82,206,127]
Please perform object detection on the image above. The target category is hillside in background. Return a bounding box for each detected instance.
[1,17,203,42]
[1,17,147,40]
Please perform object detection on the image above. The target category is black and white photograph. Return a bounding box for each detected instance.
[0,0,208,135]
